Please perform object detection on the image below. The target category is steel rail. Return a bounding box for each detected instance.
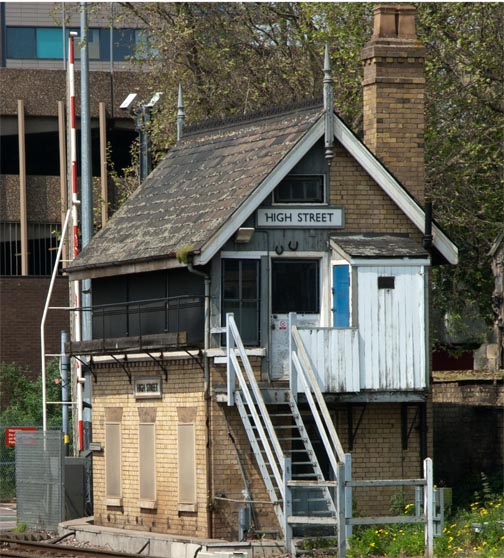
[0,537,165,558]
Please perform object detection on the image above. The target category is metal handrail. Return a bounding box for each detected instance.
[290,323,346,466]
[226,313,285,497]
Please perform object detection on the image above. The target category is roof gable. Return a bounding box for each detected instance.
[332,115,458,265]
[68,105,323,275]
[68,104,457,278]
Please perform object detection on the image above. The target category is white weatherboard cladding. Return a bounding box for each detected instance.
[298,327,360,392]
[357,265,426,390]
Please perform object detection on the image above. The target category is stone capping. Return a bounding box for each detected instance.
[178,503,198,513]
[104,497,123,507]
[138,499,157,510]
[361,44,426,61]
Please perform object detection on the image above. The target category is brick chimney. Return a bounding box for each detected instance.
[362,4,426,204]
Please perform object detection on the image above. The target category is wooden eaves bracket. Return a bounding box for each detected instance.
[347,403,367,450]
[109,354,131,383]
[145,352,168,381]
[71,355,97,383]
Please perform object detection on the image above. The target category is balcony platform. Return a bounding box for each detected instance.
[65,332,190,357]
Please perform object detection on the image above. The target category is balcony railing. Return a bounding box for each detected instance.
[91,294,205,347]
[297,326,360,393]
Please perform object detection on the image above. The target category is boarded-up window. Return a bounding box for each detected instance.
[139,423,156,507]
[105,422,122,505]
[177,423,196,511]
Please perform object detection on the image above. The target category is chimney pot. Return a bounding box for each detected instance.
[372,5,398,39]
[397,5,417,39]
[372,4,419,42]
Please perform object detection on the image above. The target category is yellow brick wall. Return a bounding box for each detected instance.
[329,141,422,242]
[210,359,281,539]
[333,400,433,516]
[361,50,426,205]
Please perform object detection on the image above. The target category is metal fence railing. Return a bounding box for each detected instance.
[0,222,62,276]
[91,294,205,345]
[0,426,60,503]
[16,430,64,530]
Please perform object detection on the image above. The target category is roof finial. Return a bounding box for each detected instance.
[323,44,334,164]
[177,83,185,141]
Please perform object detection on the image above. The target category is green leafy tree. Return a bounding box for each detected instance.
[418,3,504,342]
[110,2,502,333]
[0,361,63,427]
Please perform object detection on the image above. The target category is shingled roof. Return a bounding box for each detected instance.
[68,103,323,274]
[331,235,430,260]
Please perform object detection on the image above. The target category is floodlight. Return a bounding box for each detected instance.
[145,92,163,109]
[120,93,138,112]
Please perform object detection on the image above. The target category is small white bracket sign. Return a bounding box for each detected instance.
[134,376,162,399]
[257,207,344,228]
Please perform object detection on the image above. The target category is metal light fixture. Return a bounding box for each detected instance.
[235,227,255,244]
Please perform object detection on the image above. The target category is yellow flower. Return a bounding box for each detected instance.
[370,542,376,547]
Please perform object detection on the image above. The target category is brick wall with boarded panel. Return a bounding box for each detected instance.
[91,359,208,537]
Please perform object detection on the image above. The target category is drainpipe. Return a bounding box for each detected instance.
[423,200,433,251]
[187,258,212,537]
[80,2,93,455]
[61,331,70,456]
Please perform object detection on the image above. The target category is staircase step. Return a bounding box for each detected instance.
[287,515,337,526]
[287,480,337,487]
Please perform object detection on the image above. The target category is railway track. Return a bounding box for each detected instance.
[0,537,164,558]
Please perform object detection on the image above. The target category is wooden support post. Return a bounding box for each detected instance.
[424,458,434,558]
[99,102,108,226]
[17,99,28,276]
[337,461,347,558]
[344,453,353,540]
[58,100,68,266]
[289,312,297,401]
[226,313,235,406]
[283,456,293,555]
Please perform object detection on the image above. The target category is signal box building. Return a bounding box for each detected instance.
[66,5,457,545]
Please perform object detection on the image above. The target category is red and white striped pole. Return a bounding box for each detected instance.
[69,31,84,452]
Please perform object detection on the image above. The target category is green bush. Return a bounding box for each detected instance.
[347,494,504,558]
[0,361,65,501]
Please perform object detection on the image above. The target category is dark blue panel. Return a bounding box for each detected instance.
[6,27,36,59]
[332,265,350,327]
[99,28,110,61]
[113,28,134,60]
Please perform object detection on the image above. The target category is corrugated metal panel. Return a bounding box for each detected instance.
[298,327,360,392]
[357,265,426,390]
[16,430,63,530]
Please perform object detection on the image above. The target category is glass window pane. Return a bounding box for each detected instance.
[274,175,324,204]
[222,259,260,346]
[37,28,63,59]
[239,302,259,345]
[272,260,319,313]
[223,260,239,299]
[6,27,36,59]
